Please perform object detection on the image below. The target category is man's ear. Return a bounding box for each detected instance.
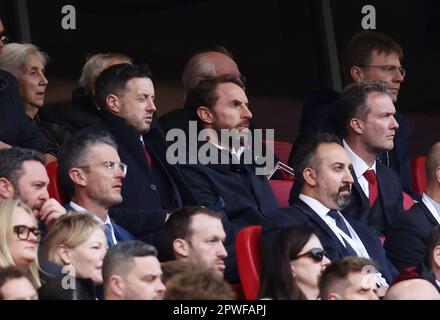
[435,166,440,186]
[349,118,364,135]
[432,245,440,269]
[327,293,342,300]
[350,66,365,82]
[303,167,318,187]
[68,168,87,187]
[106,94,120,114]
[0,177,15,199]
[56,244,71,265]
[108,275,125,298]
[173,238,189,259]
[196,106,213,125]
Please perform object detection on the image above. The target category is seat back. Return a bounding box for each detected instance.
[46,161,66,204]
[411,156,427,195]
[235,226,262,300]
[269,180,294,207]
[263,140,292,164]
[402,192,415,211]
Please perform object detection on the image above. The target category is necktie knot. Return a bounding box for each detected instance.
[363,169,377,183]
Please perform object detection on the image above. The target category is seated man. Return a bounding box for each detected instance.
[58,132,134,246]
[164,206,228,278]
[103,240,165,300]
[179,75,279,281]
[385,141,440,270]
[0,266,38,300]
[263,133,397,285]
[290,31,414,197]
[319,256,379,300]
[384,279,440,300]
[0,147,66,227]
[335,81,404,236]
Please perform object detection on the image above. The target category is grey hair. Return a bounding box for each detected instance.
[0,43,49,76]
[79,53,132,95]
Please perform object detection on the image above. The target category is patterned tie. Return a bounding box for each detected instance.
[103,223,115,247]
[363,169,378,207]
[327,210,358,256]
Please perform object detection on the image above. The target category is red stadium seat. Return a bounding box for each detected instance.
[269,180,294,207]
[411,156,427,195]
[236,226,262,300]
[402,192,415,211]
[46,161,66,204]
[263,140,293,164]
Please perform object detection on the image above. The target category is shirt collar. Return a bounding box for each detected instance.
[342,139,376,179]
[69,201,111,225]
[299,194,332,219]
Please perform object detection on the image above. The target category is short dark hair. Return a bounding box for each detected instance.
[259,225,315,300]
[337,80,389,138]
[94,63,152,109]
[184,74,244,117]
[342,31,403,84]
[102,240,158,291]
[291,133,342,193]
[318,256,376,299]
[58,131,118,199]
[164,206,221,257]
[0,147,44,189]
[425,225,440,269]
[0,266,34,300]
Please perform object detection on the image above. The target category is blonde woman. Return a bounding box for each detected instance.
[0,199,41,288]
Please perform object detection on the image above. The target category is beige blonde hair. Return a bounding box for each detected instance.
[0,199,41,287]
[43,212,103,266]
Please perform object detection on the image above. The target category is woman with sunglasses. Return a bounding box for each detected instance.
[40,213,107,299]
[259,225,330,300]
[0,199,42,288]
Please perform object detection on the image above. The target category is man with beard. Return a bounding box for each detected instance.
[262,133,397,285]
[164,206,228,278]
[179,75,279,282]
[337,81,404,236]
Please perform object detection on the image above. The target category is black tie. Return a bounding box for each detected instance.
[327,210,358,256]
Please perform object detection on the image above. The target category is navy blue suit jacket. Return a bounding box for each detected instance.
[83,109,196,244]
[262,199,398,283]
[0,70,54,153]
[179,143,279,282]
[341,163,405,236]
[288,90,415,198]
[384,201,439,271]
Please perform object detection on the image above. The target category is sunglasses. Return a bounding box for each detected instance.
[294,248,326,262]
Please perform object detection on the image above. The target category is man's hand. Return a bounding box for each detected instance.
[0,140,12,149]
[38,198,67,228]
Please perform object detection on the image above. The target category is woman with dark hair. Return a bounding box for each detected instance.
[259,225,330,300]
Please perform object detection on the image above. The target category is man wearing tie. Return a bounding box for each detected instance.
[262,133,397,285]
[336,80,405,236]
[58,132,134,246]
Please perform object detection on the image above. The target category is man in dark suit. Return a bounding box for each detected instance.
[92,63,195,245]
[337,81,404,236]
[58,132,134,245]
[264,133,397,285]
[178,75,279,282]
[385,141,440,271]
[290,31,414,198]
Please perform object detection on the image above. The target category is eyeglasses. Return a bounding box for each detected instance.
[78,161,128,175]
[0,35,9,44]
[294,248,326,262]
[358,65,406,78]
[13,225,42,241]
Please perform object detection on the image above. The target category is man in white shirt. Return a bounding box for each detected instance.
[262,133,397,285]
[337,80,405,236]
[58,132,134,246]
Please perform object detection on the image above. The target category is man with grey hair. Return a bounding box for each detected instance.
[336,80,404,237]
[58,131,134,246]
[385,142,440,271]
[103,240,165,300]
[38,52,133,137]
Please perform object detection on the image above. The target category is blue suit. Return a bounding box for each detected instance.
[262,199,398,283]
[385,200,439,271]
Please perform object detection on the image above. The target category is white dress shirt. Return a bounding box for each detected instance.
[343,139,376,198]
